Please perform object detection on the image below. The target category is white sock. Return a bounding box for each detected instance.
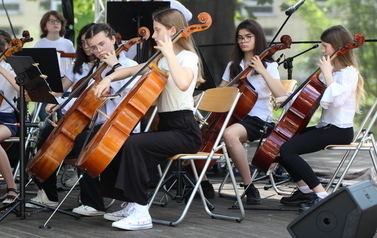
[298,186,313,194]
[316,192,328,199]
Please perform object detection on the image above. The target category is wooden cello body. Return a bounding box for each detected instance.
[26,29,150,182]
[252,33,365,173]
[76,12,213,178]
[192,35,292,172]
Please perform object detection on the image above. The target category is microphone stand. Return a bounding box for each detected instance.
[279,44,319,79]
[269,0,305,46]
[269,15,293,47]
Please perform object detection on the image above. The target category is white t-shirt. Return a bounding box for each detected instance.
[317,66,359,128]
[222,61,280,122]
[34,37,75,76]
[0,61,18,113]
[156,50,198,112]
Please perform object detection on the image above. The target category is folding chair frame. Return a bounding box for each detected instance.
[148,87,245,226]
[325,99,377,192]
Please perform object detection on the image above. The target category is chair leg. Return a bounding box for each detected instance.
[328,136,377,193]
[151,146,245,226]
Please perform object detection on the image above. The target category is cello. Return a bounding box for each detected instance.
[191,35,292,173]
[252,33,365,173]
[26,28,150,182]
[76,12,213,178]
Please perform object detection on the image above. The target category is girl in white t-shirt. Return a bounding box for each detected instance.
[94,8,204,231]
[34,10,75,121]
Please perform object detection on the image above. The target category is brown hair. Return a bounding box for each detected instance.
[39,10,67,38]
[152,8,205,87]
[229,19,273,79]
[0,29,11,44]
[321,25,365,111]
[85,23,118,49]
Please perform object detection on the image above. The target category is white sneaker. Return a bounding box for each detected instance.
[64,173,79,187]
[26,190,58,208]
[72,205,105,216]
[104,202,134,221]
[112,203,152,230]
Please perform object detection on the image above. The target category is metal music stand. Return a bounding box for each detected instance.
[106,1,169,63]
[14,48,64,93]
[0,57,79,225]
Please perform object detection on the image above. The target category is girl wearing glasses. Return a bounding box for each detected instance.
[34,10,75,121]
[34,10,75,76]
[27,23,140,216]
[216,19,286,206]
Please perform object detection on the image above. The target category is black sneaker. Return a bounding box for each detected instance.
[299,194,322,212]
[280,189,314,206]
[185,180,215,201]
[244,184,261,205]
[200,180,215,199]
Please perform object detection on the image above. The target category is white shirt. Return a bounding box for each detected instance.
[61,54,140,132]
[0,61,18,113]
[317,66,359,128]
[222,61,280,122]
[34,37,75,76]
[156,50,198,112]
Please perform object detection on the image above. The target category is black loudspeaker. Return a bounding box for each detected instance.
[287,180,377,238]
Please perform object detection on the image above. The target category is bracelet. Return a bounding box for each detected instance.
[104,76,112,81]
[112,63,122,71]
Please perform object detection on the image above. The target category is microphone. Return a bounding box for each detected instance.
[285,0,305,16]
[276,53,285,64]
[312,43,319,49]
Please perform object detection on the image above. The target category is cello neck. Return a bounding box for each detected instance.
[114,29,185,95]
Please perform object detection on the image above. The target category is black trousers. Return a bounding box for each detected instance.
[279,125,353,189]
[73,125,105,211]
[34,124,105,211]
[101,110,202,205]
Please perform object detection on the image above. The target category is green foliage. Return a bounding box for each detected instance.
[285,0,377,131]
[73,0,95,45]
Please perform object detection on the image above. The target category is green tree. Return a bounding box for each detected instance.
[73,0,95,40]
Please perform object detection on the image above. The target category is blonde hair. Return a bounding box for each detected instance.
[152,8,205,87]
[321,25,365,112]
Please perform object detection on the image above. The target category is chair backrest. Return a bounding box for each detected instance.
[195,87,241,150]
[196,87,240,113]
[281,79,297,93]
[352,98,377,143]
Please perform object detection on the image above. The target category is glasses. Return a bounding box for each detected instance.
[47,19,61,24]
[237,35,253,43]
[89,39,111,53]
